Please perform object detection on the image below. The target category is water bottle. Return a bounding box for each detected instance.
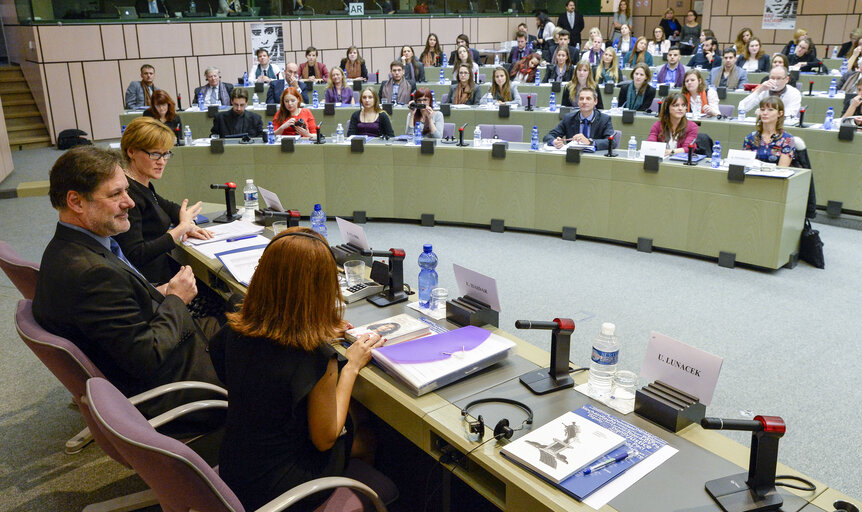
[252,93,259,106]
[441,52,448,67]
[312,90,319,108]
[549,91,556,112]
[242,71,249,87]
[417,244,438,308]
[183,125,192,145]
[738,108,746,121]
[534,69,541,86]
[651,73,658,88]
[531,125,539,150]
[310,203,328,239]
[588,322,619,398]
[828,78,837,98]
[267,122,275,144]
[711,140,721,168]
[833,45,840,59]
[494,53,500,66]
[336,123,344,143]
[627,136,637,159]
[197,90,204,110]
[243,179,258,221]
[414,122,421,145]
[824,107,834,130]
[189,0,196,12]
[121,124,126,135]
[473,125,482,147]
[431,89,436,106]
[439,67,446,84]
[840,59,848,75]
[789,43,796,55]
[696,43,702,55]
[611,96,618,110]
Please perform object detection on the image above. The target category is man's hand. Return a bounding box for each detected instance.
[553,136,565,149]
[572,133,590,145]
[165,266,197,304]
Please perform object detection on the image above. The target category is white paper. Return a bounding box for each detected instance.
[573,382,635,415]
[583,445,678,509]
[745,167,795,178]
[406,300,447,320]
[215,244,267,286]
[726,149,758,168]
[183,220,264,246]
[257,186,284,212]
[192,234,270,259]
[335,217,371,250]
[640,331,724,406]
[640,140,667,158]
[452,263,501,311]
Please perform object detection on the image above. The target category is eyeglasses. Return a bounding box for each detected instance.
[144,151,173,161]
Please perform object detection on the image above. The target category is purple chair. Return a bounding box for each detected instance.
[477,73,486,84]
[649,98,661,112]
[718,104,734,117]
[518,92,538,107]
[86,376,396,512]
[441,94,449,103]
[0,241,39,299]
[477,124,524,142]
[442,123,455,139]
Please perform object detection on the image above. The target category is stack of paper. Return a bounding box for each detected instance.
[184,220,264,246]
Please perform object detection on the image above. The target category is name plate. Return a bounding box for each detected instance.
[348,2,364,14]
[641,332,723,405]
[335,216,370,250]
[453,263,500,312]
[640,140,666,158]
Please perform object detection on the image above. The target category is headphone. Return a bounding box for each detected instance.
[263,230,336,263]
[461,398,533,442]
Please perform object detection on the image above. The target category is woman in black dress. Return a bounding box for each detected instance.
[142,89,182,133]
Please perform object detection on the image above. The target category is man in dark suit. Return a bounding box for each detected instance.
[517,23,539,47]
[193,66,234,107]
[211,88,264,138]
[556,0,585,47]
[448,34,482,65]
[688,37,721,69]
[543,87,615,151]
[508,31,531,65]
[32,146,222,432]
[544,30,579,64]
[266,62,309,104]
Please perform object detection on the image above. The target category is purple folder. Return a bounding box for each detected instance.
[374,326,491,364]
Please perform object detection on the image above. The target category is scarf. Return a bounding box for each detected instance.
[254,64,277,80]
[625,83,645,111]
[685,90,709,114]
[301,62,321,79]
[454,83,474,104]
[713,65,740,89]
[344,59,362,79]
[141,82,154,106]
[842,72,861,93]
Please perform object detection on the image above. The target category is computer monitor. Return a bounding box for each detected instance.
[115,6,138,18]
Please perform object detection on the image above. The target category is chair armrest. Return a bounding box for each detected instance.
[129,381,228,406]
[255,476,386,512]
[147,399,228,429]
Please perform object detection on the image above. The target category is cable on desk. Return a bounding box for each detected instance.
[424,435,500,512]
[569,365,588,374]
[774,474,816,492]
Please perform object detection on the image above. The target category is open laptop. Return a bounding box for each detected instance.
[115,6,138,18]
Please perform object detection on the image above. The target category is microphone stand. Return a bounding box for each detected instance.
[516,318,575,394]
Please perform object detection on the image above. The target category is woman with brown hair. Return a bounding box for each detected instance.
[617,63,655,111]
[510,52,542,83]
[488,66,522,105]
[209,227,386,511]
[647,91,699,156]
[420,33,443,67]
[447,64,480,105]
[623,37,654,67]
[734,27,754,55]
[272,87,317,137]
[683,68,720,117]
[339,46,368,81]
[142,89,181,133]
[406,88,443,138]
[347,87,394,138]
[740,37,771,73]
[743,96,795,167]
[563,61,604,109]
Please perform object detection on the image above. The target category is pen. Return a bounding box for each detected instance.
[583,451,630,475]
[226,235,256,242]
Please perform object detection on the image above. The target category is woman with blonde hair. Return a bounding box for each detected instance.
[595,47,622,84]
[324,67,354,105]
[563,61,604,108]
[782,28,816,57]
[734,28,753,55]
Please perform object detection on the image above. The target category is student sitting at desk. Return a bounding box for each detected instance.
[618,63,656,112]
[125,64,157,110]
[298,46,329,83]
[448,34,482,66]
[509,52,542,83]
[647,91,699,156]
[544,87,614,149]
[347,88,394,138]
[623,37,654,68]
[211,89,264,139]
[562,61,604,109]
[452,45,480,77]
[488,67,522,106]
[742,96,795,167]
[340,46,368,81]
[683,69,720,117]
[420,33,443,67]
[272,87,317,138]
[379,61,415,105]
[840,80,862,126]
[324,67,354,105]
[788,37,820,73]
[739,65,800,118]
[709,47,748,90]
[400,45,426,84]
[594,47,622,84]
[250,48,281,84]
[739,37,771,73]
[194,66,234,107]
[648,27,671,58]
[543,46,574,83]
[142,90,181,133]
[655,48,686,87]
[406,88,444,138]
[838,46,862,92]
[448,64,481,105]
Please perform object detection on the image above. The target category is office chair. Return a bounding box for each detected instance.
[442,123,456,139]
[518,92,538,106]
[792,136,817,219]
[718,104,734,117]
[0,241,39,299]
[477,124,523,142]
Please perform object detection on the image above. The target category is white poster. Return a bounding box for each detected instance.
[250,23,285,68]
[762,0,797,30]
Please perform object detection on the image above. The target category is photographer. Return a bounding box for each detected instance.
[272,87,317,138]
[405,88,443,139]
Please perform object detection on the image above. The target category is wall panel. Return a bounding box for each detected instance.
[39,26,103,62]
[234,22,247,54]
[43,63,75,137]
[102,25,127,60]
[190,22,222,55]
[362,19,386,47]
[123,24,140,59]
[386,17,423,47]
[83,61,123,140]
[68,62,93,136]
[0,97,13,182]
[476,17,509,47]
[310,19,339,49]
[222,22,235,54]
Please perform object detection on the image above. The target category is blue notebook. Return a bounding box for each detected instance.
[669,152,706,162]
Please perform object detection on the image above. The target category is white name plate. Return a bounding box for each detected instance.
[640,331,723,406]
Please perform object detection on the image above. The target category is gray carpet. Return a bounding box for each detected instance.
[1,147,860,510]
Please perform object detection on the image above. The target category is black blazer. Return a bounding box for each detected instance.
[193,82,234,107]
[788,52,821,73]
[543,64,574,83]
[266,79,310,104]
[838,41,856,58]
[211,109,264,138]
[347,110,395,138]
[447,85,481,105]
[543,43,580,64]
[339,58,369,80]
[843,94,862,117]
[561,86,604,110]
[738,55,771,73]
[556,12,585,46]
[32,223,221,422]
[617,82,656,112]
[543,110,615,150]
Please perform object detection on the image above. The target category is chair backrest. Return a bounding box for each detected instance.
[612,129,622,149]
[718,104,734,117]
[441,93,449,103]
[493,124,524,142]
[442,122,455,139]
[477,123,495,139]
[0,241,39,299]
[477,73,486,84]
[86,377,244,512]
[519,92,538,106]
[649,98,661,112]
[353,90,360,103]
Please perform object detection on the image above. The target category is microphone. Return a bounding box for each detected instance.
[526,92,533,111]
[361,248,405,258]
[210,182,237,190]
[808,80,814,96]
[686,142,695,165]
[375,71,379,84]
[457,123,467,146]
[515,320,559,330]
[174,125,182,145]
[314,122,324,144]
[798,106,807,128]
[606,134,615,157]
[177,93,182,110]
[701,417,764,432]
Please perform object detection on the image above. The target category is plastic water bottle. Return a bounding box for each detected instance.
[789,43,796,55]
[611,96,618,110]
[711,140,721,168]
[439,67,446,84]
[243,179,258,221]
[840,59,848,75]
[312,90,319,108]
[824,107,834,130]
[738,108,746,121]
[183,125,192,145]
[588,322,619,398]
[252,93,259,106]
[833,46,840,59]
[197,90,204,110]
[549,91,556,112]
[473,125,482,147]
[417,244,438,308]
[696,43,702,55]
[311,203,328,239]
[414,122,421,145]
[121,124,126,135]
[189,0,196,12]
[651,73,658,88]
[441,52,448,67]
[242,71,249,87]
[531,125,539,150]
[494,53,500,66]
[828,78,837,98]
[627,136,637,158]
[534,69,541,86]
[431,89,436,106]
[267,122,275,144]
[336,123,344,143]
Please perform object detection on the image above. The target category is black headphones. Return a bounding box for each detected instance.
[461,398,534,442]
[263,230,337,263]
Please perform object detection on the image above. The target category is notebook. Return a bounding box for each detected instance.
[345,313,430,345]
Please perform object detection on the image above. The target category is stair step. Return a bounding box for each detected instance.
[5,110,42,119]
[1,94,35,105]
[0,65,22,71]
[0,84,31,94]
[9,134,51,144]
[9,127,49,140]
[0,76,25,83]
[10,140,52,150]
[8,121,46,132]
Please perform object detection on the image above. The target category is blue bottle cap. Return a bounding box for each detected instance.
[423,244,432,252]
[314,203,322,211]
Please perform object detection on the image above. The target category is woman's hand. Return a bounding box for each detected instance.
[169,199,203,242]
[185,227,213,240]
[344,332,384,371]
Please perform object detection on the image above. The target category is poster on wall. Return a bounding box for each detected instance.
[250,23,285,67]
[762,0,797,29]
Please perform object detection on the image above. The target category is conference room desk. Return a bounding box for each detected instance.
[173,232,859,512]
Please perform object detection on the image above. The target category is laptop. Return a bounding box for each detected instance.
[115,6,138,18]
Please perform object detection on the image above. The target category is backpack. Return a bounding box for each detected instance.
[57,129,92,150]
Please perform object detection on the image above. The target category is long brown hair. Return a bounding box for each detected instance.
[755,96,785,145]
[227,227,343,350]
[454,64,475,103]
[413,87,434,135]
[629,37,648,66]
[658,92,688,143]
[421,33,442,66]
[148,90,177,123]
[744,37,764,60]
[567,61,597,104]
[274,87,302,125]
[489,66,513,102]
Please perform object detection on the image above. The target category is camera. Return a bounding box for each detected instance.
[410,102,427,110]
[295,118,306,128]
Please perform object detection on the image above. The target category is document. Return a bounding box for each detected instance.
[191,234,270,260]
[184,220,264,246]
[215,244,268,286]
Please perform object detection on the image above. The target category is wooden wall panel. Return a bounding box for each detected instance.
[83,61,123,140]
[39,26,103,62]
[68,62,93,136]
[102,25,127,60]
[185,56,199,101]
[190,22,222,55]
[43,63,74,138]
[233,22,247,54]
[301,20,312,48]
[123,24,140,59]
[310,19,339,49]
[800,0,850,14]
[138,24,192,58]
[429,18,464,53]
[222,22,235,55]
[173,57,190,108]
[386,17,423,47]
[362,19,386,47]
[476,17,509,47]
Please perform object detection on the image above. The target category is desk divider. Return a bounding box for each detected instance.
[351,137,364,152]
[491,141,507,158]
[280,138,295,152]
[421,139,435,154]
[727,164,745,182]
[498,104,510,118]
[637,237,653,253]
[209,139,224,154]
[643,154,660,172]
[566,147,581,163]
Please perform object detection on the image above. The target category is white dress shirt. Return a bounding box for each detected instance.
[737,85,801,118]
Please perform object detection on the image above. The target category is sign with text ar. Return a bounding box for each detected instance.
[640,332,723,405]
[453,263,500,311]
[349,2,364,15]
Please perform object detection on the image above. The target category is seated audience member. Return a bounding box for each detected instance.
[648,27,670,57]
[544,29,579,64]
[125,64,157,109]
[508,31,532,65]
[544,46,574,82]
[452,45,480,76]
[267,62,310,104]
[379,61,415,105]
[743,96,795,167]
[544,87,614,149]
[448,64,481,105]
[115,117,211,284]
[740,37,771,73]
[448,34,482,64]
[421,33,443,67]
[688,37,720,68]
[700,28,715,43]
[841,80,862,125]
[595,47,622,84]
[209,227,386,511]
[488,66,522,105]
[563,61,604,109]
[683,69,720,116]
[250,48,281,84]
[679,10,701,54]
[710,47,748,90]
[324,67,354,105]
[838,28,862,58]
[33,145,222,430]
[788,37,820,72]
[660,8,681,45]
[586,27,605,46]
[618,63,656,111]
[739,65,800,118]
[838,47,862,92]
[655,48,686,87]
[517,22,539,46]
[272,87,317,138]
[298,46,329,83]
[340,46,368,81]
[194,66,234,107]
[734,27,754,56]
[400,45,426,83]
[348,88,394,138]
[211,89,264,138]
[406,88,444,138]
[623,37,654,67]
[765,53,798,88]
[610,0,629,43]
[581,35,606,66]
[510,52,542,83]
[781,29,815,57]
[647,91,699,155]
[613,24,634,54]
[142,90,181,133]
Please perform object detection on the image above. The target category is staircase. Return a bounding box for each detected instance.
[0,64,51,150]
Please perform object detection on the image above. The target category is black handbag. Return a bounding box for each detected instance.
[799,219,824,269]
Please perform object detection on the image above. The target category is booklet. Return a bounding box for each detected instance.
[345,313,430,345]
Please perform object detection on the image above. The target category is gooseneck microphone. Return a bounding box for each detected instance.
[701,417,764,432]
[210,183,239,223]
[210,182,237,190]
[516,318,575,394]
[515,320,560,330]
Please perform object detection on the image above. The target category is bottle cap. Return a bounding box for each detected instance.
[246,178,253,184]
[601,322,615,335]
[423,244,432,252]
[314,203,322,211]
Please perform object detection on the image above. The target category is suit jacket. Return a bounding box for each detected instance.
[543,43,579,64]
[194,82,234,106]
[656,63,686,87]
[738,54,771,73]
[266,79,310,104]
[32,223,221,423]
[687,52,719,69]
[543,64,574,83]
[508,45,531,64]
[211,109,264,138]
[543,110,615,150]
[556,12,585,46]
[125,81,157,109]
[561,86,604,110]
